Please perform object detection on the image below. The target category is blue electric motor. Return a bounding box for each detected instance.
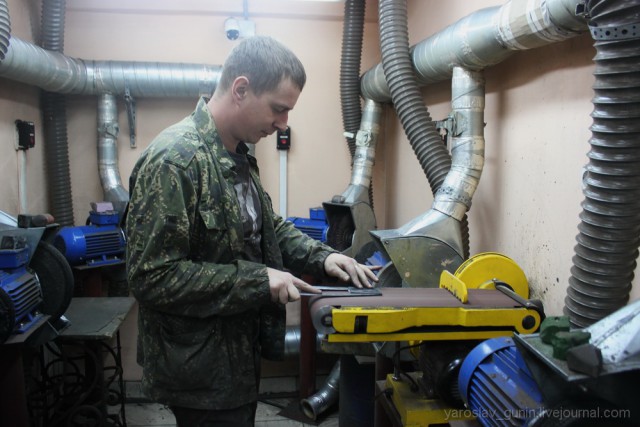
[287,207,329,243]
[458,336,545,426]
[0,235,43,343]
[54,209,126,267]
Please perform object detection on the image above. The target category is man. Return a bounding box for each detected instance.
[126,35,378,426]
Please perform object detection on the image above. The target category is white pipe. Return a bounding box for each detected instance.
[18,150,27,214]
[279,149,288,218]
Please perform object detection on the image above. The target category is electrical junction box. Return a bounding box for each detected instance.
[277,127,291,150]
[15,120,35,150]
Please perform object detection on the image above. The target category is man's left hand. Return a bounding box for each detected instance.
[323,253,380,288]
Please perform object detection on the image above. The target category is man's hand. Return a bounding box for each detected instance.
[267,267,321,304]
[323,253,379,288]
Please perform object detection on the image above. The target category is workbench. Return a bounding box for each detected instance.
[43,297,135,426]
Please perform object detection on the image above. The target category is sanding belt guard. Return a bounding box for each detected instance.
[308,287,542,342]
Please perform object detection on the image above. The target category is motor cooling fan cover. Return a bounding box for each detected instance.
[0,288,16,343]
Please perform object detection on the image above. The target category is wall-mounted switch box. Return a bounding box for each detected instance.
[15,120,35,151]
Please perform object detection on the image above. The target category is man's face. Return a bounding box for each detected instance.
[237,78,301,144]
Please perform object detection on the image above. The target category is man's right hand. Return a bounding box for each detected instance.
[267,268,321,304]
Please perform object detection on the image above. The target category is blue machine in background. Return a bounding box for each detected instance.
[0,234,43,343]
[287,207,329,243]
[54,205,126,267]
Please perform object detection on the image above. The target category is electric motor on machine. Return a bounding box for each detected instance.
[458,336,545,426]
[0,235,44,343]
[53,209,125,267]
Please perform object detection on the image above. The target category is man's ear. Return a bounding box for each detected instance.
[231,76,250,103]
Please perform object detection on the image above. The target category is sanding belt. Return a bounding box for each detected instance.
[308,287,523,335]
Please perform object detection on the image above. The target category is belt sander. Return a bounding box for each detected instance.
[308,253,545,426]
[309,252,545,343]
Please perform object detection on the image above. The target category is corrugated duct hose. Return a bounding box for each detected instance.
[378,0,470,257]
[341,0,364,162]
[41,0,75,226]
[565,0,640,327]
[0,0,8,62]
[340,0,374,207]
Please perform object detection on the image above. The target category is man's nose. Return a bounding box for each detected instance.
[274,113,289,131]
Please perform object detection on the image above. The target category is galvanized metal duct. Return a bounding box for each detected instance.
[97,93,129,213]
[565,0,640,327]
[0,3,220,221]
[324,0,377,259]
[433,67,485,221]
[41,0,74,226]
[0,37,221,97]
[300,359,340,421]
[369,68,486,288]
[324,99,380,256]
[362,0,587,101]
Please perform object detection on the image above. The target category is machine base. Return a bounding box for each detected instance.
[376,373,476,426]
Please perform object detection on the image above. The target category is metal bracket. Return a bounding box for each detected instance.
[435,115,454,139]
[355,129,373,147]
[124,86,137,148]
[436,111,465,146]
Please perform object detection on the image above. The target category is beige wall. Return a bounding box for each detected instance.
[0,0,638,381]
[0,0,46,216]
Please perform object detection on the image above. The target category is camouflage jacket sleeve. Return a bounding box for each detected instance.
[273,210,337,277]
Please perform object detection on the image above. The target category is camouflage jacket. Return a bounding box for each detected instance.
[126,97,336,410]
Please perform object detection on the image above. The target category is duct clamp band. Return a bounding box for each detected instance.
[589,23,640,41]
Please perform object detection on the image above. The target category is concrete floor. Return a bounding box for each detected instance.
[123,379,339,426]
[124,399,339,427]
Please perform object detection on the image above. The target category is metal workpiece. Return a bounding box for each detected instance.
[361,0,588,102]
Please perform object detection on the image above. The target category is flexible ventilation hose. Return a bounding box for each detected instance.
[41,0,74,226]
[340,0,374,208]
[379,0,451,194]
[378,0,470,256]
[341,0,365,161]
[565,0,640,327]
[0,0,9,62]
